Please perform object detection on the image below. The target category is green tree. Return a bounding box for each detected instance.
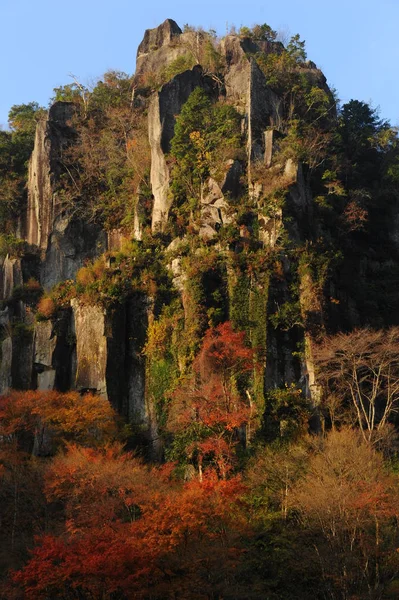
[170,88,241,221]
[8,102,45,135]
[0,102,44,233]
[338,99,395,188]
[252,23,278,42]
[89,70,133,111]
[287,34,307,63]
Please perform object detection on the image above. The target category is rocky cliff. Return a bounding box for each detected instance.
[1,18,398,454]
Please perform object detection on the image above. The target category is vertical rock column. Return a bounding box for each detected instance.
[33,320,57,390]
[72,300,108,397]
[149,67,210,232]
[0,309,12,394]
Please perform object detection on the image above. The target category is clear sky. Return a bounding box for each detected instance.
[1,0,398,128]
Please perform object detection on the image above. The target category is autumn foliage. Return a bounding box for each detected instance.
[3,326,399,599]
[168,322,255,478]
[0,390,119,453]
[12,444,247,599]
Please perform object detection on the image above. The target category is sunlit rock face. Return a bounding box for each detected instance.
[0,17,343,444]
[149,65,210,232]
[25,102,107,290]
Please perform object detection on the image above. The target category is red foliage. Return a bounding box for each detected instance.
[168,322,255,478]
[12,446,248,599]
[193,321,254,380]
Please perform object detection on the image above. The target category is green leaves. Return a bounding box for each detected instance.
[0,102,44,233]
[8,101,45,135]
[170,88,241,220]
[287,34,307,63]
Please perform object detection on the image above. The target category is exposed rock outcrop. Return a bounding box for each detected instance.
[147,30,284,232]
[71,297,153,429]
[0,309,12,394]
[25,102,107,290]
[149,66,212,231]
[11,310,34,390]
[25,102,75,250]
[0,256,23,301]
[136,19,183,78]
[0,18,341,452]
[222,36,283,160]
[33,320,57,390]
[72,301,108,397]
[199,160,242,239]
[42,215,106,289]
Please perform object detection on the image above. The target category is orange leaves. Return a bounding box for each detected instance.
[12,447,248,600]
[36,391,119,446]
[168,322,255,478]
[342,198,368,232]
[0,390,120,451]
[12,531,155,599]
[44,443,155,532]
[194,321,254,379]
[36,295,56,319]
[2,324,256,597]
[0,390,40,437]
[289,428,399,596]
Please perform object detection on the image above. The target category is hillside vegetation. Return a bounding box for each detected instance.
[1,19,399,599]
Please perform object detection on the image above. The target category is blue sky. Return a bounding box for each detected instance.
[1,0,398,128]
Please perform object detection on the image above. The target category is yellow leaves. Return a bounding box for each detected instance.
[144,309,181,361]
[76,266,96,286]
[189,130,202,142]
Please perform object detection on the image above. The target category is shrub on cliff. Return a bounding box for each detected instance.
[169,88,242,224]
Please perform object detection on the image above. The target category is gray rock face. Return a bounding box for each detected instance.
[0,337,12,394]
[221,159,243,198]
[0,256,23,301]
[247,59,282,160]
[42,214,106,290]
[72,298,151,423]
[11,310,35,390]
[222,38,283,165]
[135,19,183,79]
[199,160,242,239]
[258,210,282,247]
[126,296,150,424]
[72,300,108,397]
[149,66,208,231]
[222,36,252,111]
[107,229,129,252]
[25,102,108,290]
[264,129,283,168]
[0,309,12,394]
[33,320,57,390]
[26,102,75,251]
[146,29,283,233]
[137,19,182,61]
